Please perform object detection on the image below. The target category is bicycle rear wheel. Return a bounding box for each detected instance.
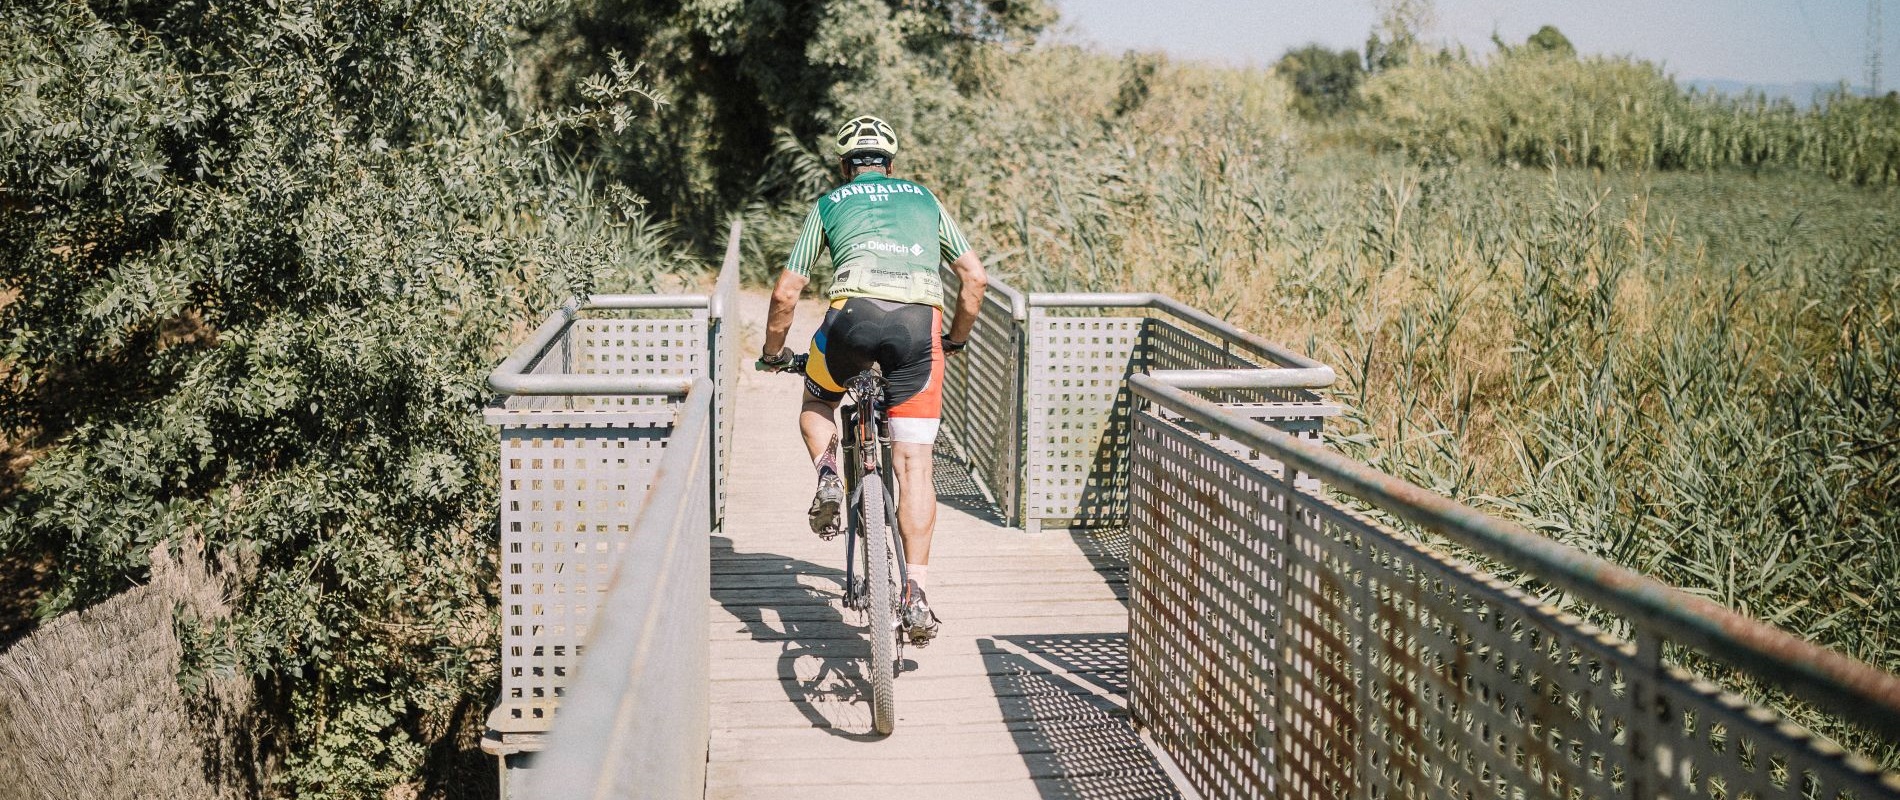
[860,476,898,735]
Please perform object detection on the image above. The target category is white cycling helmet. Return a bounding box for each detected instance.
[834,115,898,159]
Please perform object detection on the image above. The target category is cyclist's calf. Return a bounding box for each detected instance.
[890,442,936,566]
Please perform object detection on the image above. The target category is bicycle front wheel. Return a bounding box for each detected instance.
[860,476,898,735]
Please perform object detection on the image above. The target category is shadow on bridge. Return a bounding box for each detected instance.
[710,535,914,742]
[977,634,1181,799]
[932,433,1007,524]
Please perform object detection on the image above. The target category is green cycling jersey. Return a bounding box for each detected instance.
[784,172,972,309]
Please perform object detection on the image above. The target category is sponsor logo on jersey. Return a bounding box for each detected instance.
[853,240,928,257]
[825,180,927,204]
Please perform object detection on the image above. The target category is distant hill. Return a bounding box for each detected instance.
[1686,78,1870,108]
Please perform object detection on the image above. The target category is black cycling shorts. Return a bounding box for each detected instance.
[804,297,944,444]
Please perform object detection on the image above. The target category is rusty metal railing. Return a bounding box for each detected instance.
[1126,374,1900,800]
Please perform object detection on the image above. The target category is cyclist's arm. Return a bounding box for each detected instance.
[940,211,986,344]
[765,271,808,357]
[766,206,825,356]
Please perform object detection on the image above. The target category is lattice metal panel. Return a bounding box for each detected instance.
[1025,313,1338,529]
[1128,408,1900,800]
[1638,662,1900,800]
[1144,318,1338,494]
[520,395,715,800]
[940,277,1021,520]
[1128,410,1291,798]
[487,313,708,734]
[1025,311,1144,527]
[1161,404,1338,494]
[1144,318,1301,405]
[567,317,707,410]
[491,412,675,732]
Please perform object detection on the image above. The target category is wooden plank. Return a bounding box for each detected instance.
[710,568,1126,590]
[702,290,1178,798]
[710,597,1129,624]
[711,667,1127,705]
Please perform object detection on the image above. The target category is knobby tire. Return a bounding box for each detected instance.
[861,474,897,735]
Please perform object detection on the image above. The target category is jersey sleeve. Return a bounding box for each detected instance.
[938,207,972,263]
[784,203,826,278]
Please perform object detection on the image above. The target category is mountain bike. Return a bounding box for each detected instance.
[759,354,908,735]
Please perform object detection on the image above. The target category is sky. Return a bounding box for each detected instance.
[1050,0,1884,89]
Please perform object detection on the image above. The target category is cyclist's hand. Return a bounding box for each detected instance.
[756,348,803,373]
[756,347,792,372]
[940,336,968,358]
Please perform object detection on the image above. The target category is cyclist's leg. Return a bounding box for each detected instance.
[890,441,936,564]
[802,301,863,461]
[798,392,839,463]
[877,302,943,564]
[802,304,859,534]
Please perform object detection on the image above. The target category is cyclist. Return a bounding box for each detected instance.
[758,114,989,645]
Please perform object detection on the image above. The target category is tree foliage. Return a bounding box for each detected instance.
[0,0,1053,795]
[518,0,1053,244]
[0,1,670,796]
[1277,44,1365,118]
[1525,24,1576,57]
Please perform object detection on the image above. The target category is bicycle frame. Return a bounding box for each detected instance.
[839,370,908,613]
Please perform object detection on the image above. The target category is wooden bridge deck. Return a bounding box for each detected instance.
[707,297,1181,799]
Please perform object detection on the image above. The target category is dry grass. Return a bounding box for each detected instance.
[0,542,263,800]
[893,45,1900,764]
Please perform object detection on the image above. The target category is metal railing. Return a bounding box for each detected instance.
[1126,375,1900,800]
[935,276,1342,531]
[518,377,714,800]
[1020,292,1337,531]
[939,266,1027,519]
[480,223,739,795]
[479,233,1900,800]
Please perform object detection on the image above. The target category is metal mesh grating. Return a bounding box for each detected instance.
[517,382,715,799]
[1160,404,1337,494]
[494,414,674,730]
[940,270,1022,520]
[1024,311,1144,526]
[1024,313,1338,528]
[487,313,709,733]
[1128,406,1900,800]
[568,317,706,410]
[711,304,737,525]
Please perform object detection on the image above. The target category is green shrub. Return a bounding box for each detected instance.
[1277,44,1365,118]
[0,2,667,796]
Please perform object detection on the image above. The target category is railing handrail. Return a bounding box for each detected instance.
[519,377,715,799]
[486,294,717,397]
[985,272,1029,321]
[584,294,712,311]
[1130,373,1900,743]
[1028,291,1336,389]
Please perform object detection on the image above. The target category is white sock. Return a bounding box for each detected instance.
[906,563,928,589]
